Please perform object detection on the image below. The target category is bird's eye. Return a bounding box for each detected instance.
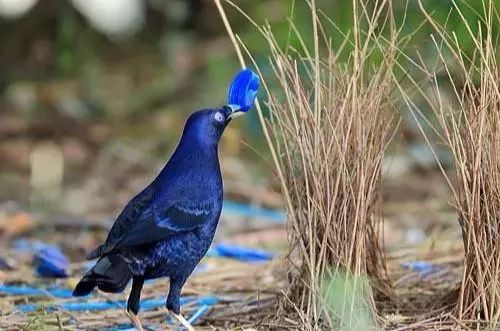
[214,112,224,122]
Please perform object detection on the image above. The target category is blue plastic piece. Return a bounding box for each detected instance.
[222,200,286,224]
[0,285,74,298]
[178,296,218,329]
[187,305,210,326]
[108,325,138,331]
[33,243,69,278]
[207,243,273,263]
[401,261,439,277]
[227,69,259,112]
[196,296,218,306]
[19,295,196,313]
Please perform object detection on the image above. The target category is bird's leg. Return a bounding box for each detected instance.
[126,277,144,331]
[168,310,195,331]
[166,277,195,330]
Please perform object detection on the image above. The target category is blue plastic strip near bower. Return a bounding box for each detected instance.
[207,243,273,263]
[222,200,286,224]
[401,260,440,277]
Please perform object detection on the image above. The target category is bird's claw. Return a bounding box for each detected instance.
[168,309,195,331]
[125,309,144,331]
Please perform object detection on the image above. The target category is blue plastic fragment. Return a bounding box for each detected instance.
[187,305,210,326]
[227,68,259,112]
[110,326,153,331]
[19,295,196,313]
[0,284,74,298]
[34,243,69,278]
[196,296,218,306]
[165,296,218,328]
[401,261,439,276]
[178,296,218,329]
[107,324,139,331]
[207,243,273,263]
[222,200,286,224]
[12,239,70,277]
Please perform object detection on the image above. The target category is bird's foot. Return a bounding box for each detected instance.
[125,309,144,331]
[168,309,195,331]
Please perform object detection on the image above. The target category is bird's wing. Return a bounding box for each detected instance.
[155,201,213,231]
[100,186,215,255]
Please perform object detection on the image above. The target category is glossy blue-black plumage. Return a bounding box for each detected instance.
[74,107,234,315]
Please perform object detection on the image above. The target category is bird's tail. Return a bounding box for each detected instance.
[73,254,132,296]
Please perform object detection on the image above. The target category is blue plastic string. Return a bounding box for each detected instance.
[222,200,286,224]
[19,296,196,313]
[0,285,74,298]
[187,305,210,325]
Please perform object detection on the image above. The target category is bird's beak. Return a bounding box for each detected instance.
[225,104,245,119]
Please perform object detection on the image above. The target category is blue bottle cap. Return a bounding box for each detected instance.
[227,68,259,112]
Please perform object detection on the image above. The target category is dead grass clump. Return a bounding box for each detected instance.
[403,1,500,327]
[215,0,399,328]
[250,1,397,328]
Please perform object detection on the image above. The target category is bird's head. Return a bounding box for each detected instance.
[181,105,244,147]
